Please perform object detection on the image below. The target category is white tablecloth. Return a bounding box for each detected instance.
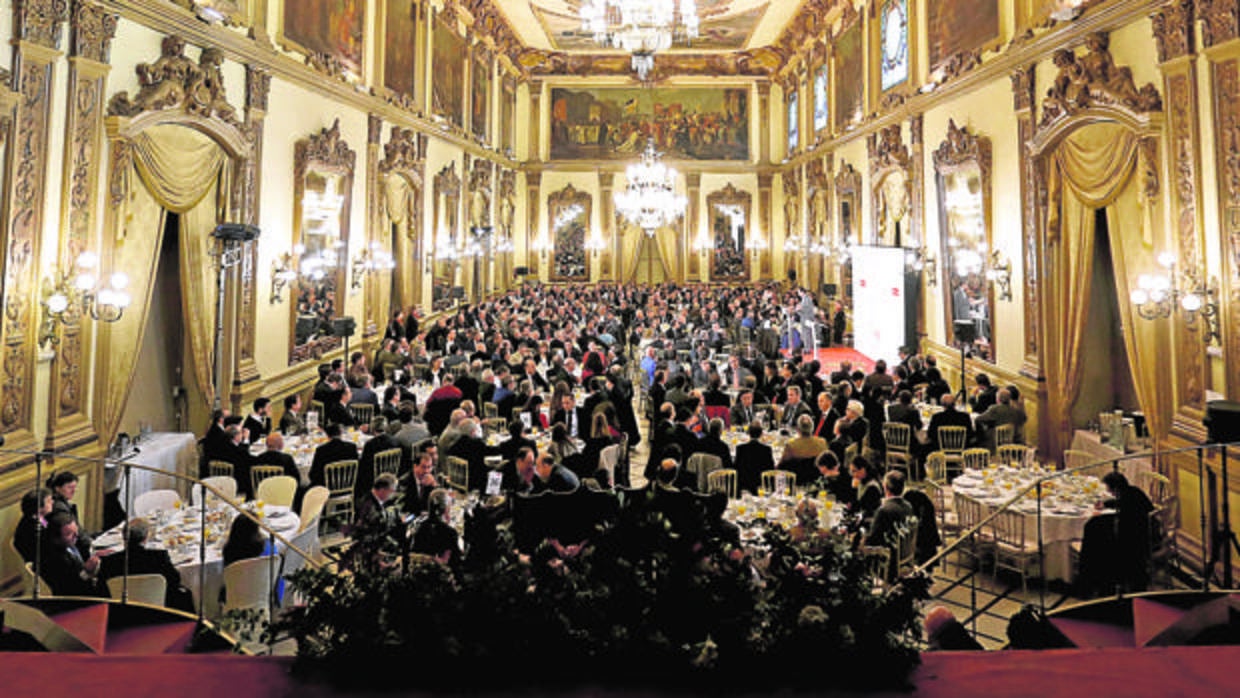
[1070,430,1153,483]
[952,467,1105,582]
[95,503,300,619]
[114,432,198,503]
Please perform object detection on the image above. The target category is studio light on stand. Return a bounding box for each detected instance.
[210,223,260,411]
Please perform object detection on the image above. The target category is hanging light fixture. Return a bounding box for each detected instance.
[614,139,687,236]
[580,0,700,81]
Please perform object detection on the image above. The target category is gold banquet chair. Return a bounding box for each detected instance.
[937,426,969,476]
[706,468,738,499]
[256,475,298,508]
[994,423,1018,448]
[207,460,234,479]
[323,460,359,525]
[882,423,913,473]
[445,456,470,493]
[686,453,723,491]
[961,448,992,474]
[996,444,1031,469]
[249,465,286,498]
[373,448,404,478]
[760,469,796,494]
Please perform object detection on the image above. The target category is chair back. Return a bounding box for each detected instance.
[760,469,796,494]
[222,555,278,614]
[685,453,723,490]
[349,403,374,426]
[1139,470,1173,506]
[706,468,738,499]
[703,406,731,428]
[193,476,238,508]
[445,456,470,493]
[992,509,1028,549]
[373,448,403,477]
[299,485,330,533]
[882,422,912,453]
[132,489,182,517]
[842,442,859,469]
[953,492,989,536]
[996,444,1031,468]
[1062,449,1095,474]
[323,460,359,523]
[861,545,892,584]
[309,400,325,418]
[207,460,234,479]
[938,426,968,454]
[961,448,992,472]
[249,465,286,497]
[482,402,499,419]
[21,562,52,597]
[279,523,320,604]
[256,475,298,508]
[107,574,167,606]
[994,423,1017,447]
[925,451,948,483]
[897,516,919,575]
[598,444,621,482]
[481,418,507,437]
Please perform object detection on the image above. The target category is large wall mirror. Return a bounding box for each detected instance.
[432,162,462,312]
[933,119,994,360]
[835,162,861,305]
[290,120,355,365]
[548,183,590,281]
[708,183,751,281]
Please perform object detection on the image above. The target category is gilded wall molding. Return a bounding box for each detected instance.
[1198,0,1240,48]
[44,0,118,451]
[380,126,426,310]
[1210,55,1240,398]
[1012,65,1041,372]
[15,0,69,49]
[1152,0,1196,62]
[931,120,991,177]
[868,125,913,247]
[1,3,67,456]
[235,63,271,389]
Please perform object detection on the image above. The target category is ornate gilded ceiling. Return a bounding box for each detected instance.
[500,0,805,53]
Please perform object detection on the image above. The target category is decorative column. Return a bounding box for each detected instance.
[686,172,701,281]
[529,79,544,163]
[526,169,542,277]
[45,0,115,453]
[598,171,615,281]
[758,172,773,280]
[1200,0,1240,399]
[1153,1,1209,437]
[2,0,69,457]
[364,114,384,340]
[1011,65,1041,379]
[909,114,926,340]
[231,64,270,407]
[756,81,771,165]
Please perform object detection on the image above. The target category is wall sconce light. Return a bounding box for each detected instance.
[1130,252,1220,344]
[586,228,610,255]
[351,241,397,290]
[531,234,552,259]
[39,252,131,349]
[985,250,1012,301]
[809,237,831,256]
[270,250,298,304]
[906,245,938,286]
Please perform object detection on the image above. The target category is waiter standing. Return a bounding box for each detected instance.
[797,289,818,357]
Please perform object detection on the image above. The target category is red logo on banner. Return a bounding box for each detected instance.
[859,279,867,288]
[891,287,901,297]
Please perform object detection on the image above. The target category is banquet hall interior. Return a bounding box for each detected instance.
[2,0,1240,693]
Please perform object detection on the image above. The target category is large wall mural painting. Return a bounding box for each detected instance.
[550,87,749,161]
[283,0,366,76]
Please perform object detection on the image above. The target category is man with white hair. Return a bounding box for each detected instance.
[829,399,869,462]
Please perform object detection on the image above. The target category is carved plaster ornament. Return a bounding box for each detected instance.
[1039,32,1162,128]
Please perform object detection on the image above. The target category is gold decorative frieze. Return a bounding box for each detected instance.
[1199,0,1240,48]
[71,0,117,64]
[1152,0,1195,63]
[869,124,909,174]
[15,0,69,49]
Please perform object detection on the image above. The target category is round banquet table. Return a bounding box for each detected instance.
[93,502,301,619]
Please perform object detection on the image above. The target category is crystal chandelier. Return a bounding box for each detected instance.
[614,139,686,236]
[580,0,700,80]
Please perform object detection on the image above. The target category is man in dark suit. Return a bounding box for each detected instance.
[356,416,405,502]
[522,359,549,392]
[927,393,974,451]
[696,418,735,471]
[810,451,855,507]
[448,419,501,492]
[493,374,520,421]
[647,403,679,480]
[866,471,914,543]
[39,512,107,597]
[404,451,440,515]
[199,408,231,478]
[242,397,272,444]
[968,373,999,414]
[887,389,924,431]
[309,423,360,489]
[455,361,482,407]
[550,394,588,439]
[324,387,355,429]
[531,452,580,494]
[975,388,1027,449]
[779,386,814,431]
[279,395,306,436]
[730,390,758,428]
[498,419,538,469]
[243,432,301,500]
[734,424,774,495]
[13,487,51,563]
[208,423,252,481]
[99,518,194,612]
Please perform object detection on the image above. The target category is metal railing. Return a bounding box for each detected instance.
[906,440,1239,641]
[4,444,323,654]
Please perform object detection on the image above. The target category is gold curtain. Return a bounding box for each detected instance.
[97,125,228,445]
[1042,122,1163,456]
[383,173,415,311]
